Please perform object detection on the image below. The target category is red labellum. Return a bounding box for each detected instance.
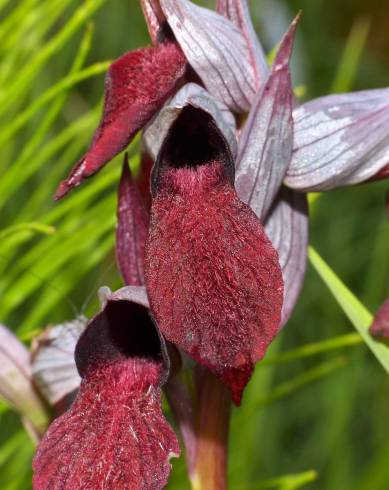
[370,298,389,339]
[55,42,187,199]
[145,107,283,404]
[33,298,179,490]
[116,154,149,286]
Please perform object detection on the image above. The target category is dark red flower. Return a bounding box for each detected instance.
[144,106,284,405]
[33,289,179,490]
[55,41,187,199]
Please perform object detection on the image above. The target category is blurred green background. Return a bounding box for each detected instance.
[0,0,388,489]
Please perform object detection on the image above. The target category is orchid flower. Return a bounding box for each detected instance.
[32,0,389,488]
[33,287,180,490]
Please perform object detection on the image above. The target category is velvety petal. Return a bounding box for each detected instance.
[216,0,269,87]
[31,317,86,408]
[235,17,297,219]
[264,187,308,326]
[370,299,389,338]
[116,154,149,286]
[286,88,389,191]
[0,324,49,437]
[159,0,256,112]
[33,292,179,490]
[143,83,237,161]
[145,107,283,404]
[55,41,187,199]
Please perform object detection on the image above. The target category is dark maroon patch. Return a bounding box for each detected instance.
[55,42,187,199]
[116,154,149,286]
[33,299,179,489]
[137,150,154,212]
[145,108,284,404]
[370,298,389,339]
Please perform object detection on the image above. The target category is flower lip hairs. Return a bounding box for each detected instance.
[145,105,283,405]
[30,0,389,488]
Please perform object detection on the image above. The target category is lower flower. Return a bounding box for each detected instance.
[33,289,179,490]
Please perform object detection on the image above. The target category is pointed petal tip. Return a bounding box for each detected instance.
[121,151,131,173]
[56,42,186,199]
[54,181,71,201]
[222,363,254,406]
[273,12,300,69]
[370,299,389,339]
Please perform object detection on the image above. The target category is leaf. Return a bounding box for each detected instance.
[0,223,55,241]
[0,61,110,147]
[253,356,346,410]
[262,332,362,366]
[331,17,370,93]
[0,0,106,116]
[308,246,389,373]
[238,470,318,489]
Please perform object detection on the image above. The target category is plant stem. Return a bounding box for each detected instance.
[191,369,231,490]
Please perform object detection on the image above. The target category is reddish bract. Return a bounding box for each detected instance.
[116,155,149,286]
[55,42,186,199]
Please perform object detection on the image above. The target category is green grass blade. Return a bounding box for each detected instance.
[0,0,106,115]
[237,470,318,489]
[2,22,94,180]
[253,357,346,410]
[262,333,362,366]
[0,61,109,146]
[331,17,370,93]
[0,223,55,240]
[0,107,100,207]
[308,246,389,373]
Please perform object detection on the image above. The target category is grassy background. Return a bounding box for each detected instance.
[0,0,388,489]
